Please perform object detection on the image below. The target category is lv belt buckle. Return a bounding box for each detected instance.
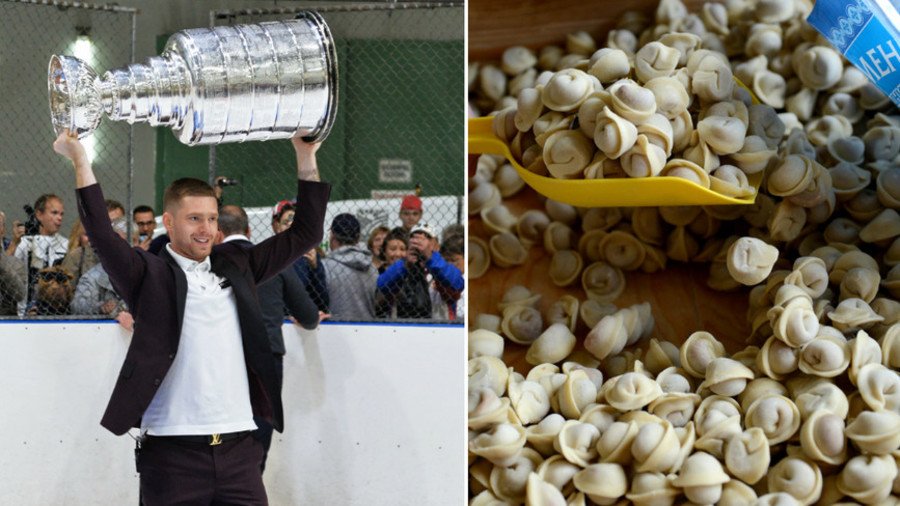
[210,433,222,446]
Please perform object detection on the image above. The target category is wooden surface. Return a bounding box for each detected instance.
[469,189,751,375]
[469,0,708,61]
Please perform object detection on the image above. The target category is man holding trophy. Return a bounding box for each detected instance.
[53,131,329,505]
[49,13,339,506]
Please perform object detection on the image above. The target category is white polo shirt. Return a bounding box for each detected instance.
[140,245,257,436]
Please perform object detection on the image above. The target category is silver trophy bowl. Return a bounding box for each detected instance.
[48,12,338,145]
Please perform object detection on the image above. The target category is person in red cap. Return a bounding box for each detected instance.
[399,194,423,232]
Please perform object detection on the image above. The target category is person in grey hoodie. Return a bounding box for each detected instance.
[70,217,129,322]
[321,213,378,320]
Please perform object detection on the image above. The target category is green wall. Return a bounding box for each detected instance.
[154,36,463,210]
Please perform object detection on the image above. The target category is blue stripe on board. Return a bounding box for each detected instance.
[0,319,463,328]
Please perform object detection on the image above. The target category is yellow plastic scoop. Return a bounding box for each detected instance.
[469,116,763,208]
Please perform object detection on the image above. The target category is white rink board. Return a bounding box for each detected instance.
[0,322,465,505]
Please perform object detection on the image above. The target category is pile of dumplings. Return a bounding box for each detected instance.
[469,0,900,504]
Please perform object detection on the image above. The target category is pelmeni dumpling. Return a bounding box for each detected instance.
[490,448,544,504]
[637,113,675,156]
[524,472,567,506]
[836,454,897,504]
[855,362,900,412]
[767,155,817,198]
[469,422,526,466]
[747,103,785,150]
[553,420,600,467]
[515,87,545,133]
[793,379,849,420]
[526,414,567,457]
[594,106,638,159]
[798,333,850,378]
[634,41,681,83]
[608,79,657,124]
[541,68,596,112]
[688,49,734,103]
[661,158,710,188]
[588,48,630,83]
[625,472,680,506]
[648,391,701,428]
[723,427,770,484]
[671,451,731,504]
[680,331,726,378]
[766,456,823,505]
[621,135,667,178]
[501,45,537,76]
[479,64,507,102]
[784,256,828,299]
[581,261,626,304]
[726,236,780,286]
[844,409,900,455]
[601,371,663,411]
[699,357,755,396]
[744,394,801,445]
[543,130,594,179]
[526,324,577,367]
[630,418,681,473]
[501,304,543,345]
[469,329,504,359]
[548,250,583,288]
[697,115,747,155]
[799,409,847,465]
[469,388,512,431]
[745,23,782,57]
[469,236,491,279]
[469,356,510,396]
[489,232,527,268]
[644,76,690,120]
[572,463,627,505]
[794,45,843,90]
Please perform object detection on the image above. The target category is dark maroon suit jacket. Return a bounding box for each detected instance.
[77,180,331,436]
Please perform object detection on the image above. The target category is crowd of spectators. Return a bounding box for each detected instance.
[0,192,465,324]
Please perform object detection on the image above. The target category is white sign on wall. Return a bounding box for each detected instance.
[378,159,413,183]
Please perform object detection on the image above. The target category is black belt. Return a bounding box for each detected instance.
[148,431,250,446]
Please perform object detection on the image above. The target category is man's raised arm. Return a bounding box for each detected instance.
[292,135,321,182]
[53,131,97,188]
[51,130,142,309]
[246,135,330,284]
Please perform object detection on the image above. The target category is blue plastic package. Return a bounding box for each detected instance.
[807,0,900,107]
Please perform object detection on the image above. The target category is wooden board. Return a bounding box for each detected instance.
[469,0,709,61]
[469,189,751,375]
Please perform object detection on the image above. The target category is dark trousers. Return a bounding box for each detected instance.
[252,353,284,473]
[138,433,267,506]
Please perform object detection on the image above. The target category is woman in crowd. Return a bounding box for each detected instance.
[61,218,96,285]
[273,200,329,313]
[366,225,390,272]
[380,227,408,274]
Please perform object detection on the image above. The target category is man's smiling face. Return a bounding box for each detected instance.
[163,196,218,261]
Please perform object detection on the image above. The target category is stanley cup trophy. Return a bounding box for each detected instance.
[47,12,338,145]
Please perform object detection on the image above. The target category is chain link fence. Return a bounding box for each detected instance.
[207,3,465,323]
[0,0,135,319]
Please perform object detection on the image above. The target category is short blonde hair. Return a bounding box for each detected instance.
[163,178,216,212]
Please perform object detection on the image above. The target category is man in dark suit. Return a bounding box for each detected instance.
[217,204,324,472]
[53,130,330,506]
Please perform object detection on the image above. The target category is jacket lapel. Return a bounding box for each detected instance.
[159,247,188,337]
[211,248,271,357]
